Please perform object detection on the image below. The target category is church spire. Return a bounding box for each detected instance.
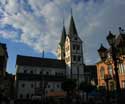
[59,19,66,48]
[68,9,77,36]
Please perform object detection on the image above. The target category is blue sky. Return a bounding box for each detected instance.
[0,0,125,74]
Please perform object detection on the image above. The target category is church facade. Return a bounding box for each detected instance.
[15,14,85,99]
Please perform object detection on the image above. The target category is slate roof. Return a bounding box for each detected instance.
[68,15,78,36]
[16,55,66,69]
[59,26,66,48]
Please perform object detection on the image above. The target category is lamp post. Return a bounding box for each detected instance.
[104,74,112,103]
[106,31,121,95]
[98,30,123,104]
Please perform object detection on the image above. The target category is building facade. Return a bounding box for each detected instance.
[15,55,66,99]
[96,28,125,91]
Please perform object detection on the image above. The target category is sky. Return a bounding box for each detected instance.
[0,0,125,74]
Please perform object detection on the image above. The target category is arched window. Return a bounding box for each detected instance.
[100,66,105,79]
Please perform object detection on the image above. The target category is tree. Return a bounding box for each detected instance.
[61,78,77,95]
[79,81,96,101]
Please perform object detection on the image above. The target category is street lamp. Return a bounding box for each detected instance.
[106,31,121,95]
[104,74,112,103]
[98,44,108,61]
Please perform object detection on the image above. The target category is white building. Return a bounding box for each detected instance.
[15,56,66,99]
[15,14,85,100]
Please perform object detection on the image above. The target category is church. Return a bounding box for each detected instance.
[15,14,85,100]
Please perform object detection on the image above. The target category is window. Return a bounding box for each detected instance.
[77,45,80,50]
[40,71,43,74]
[108,65,113,76]
[73,55,76,61]
[78,56,81,61]
[73,45,75,50]
[100,67,105,79]
[26,94,29,99]
[30,70,33,74]
[46,72,49,75]
[31,84,33,88]
[22,83,25,88]
[24,70,27,73]
[56,84,60,88]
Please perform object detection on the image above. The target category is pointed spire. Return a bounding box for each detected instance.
[42,50,44,58]
[98,44,107,52]
[59,19,66,48]
[68,9,77,36]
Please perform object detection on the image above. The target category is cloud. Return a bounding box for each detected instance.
[0,0,125,64]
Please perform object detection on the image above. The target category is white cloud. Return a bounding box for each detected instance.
[0,0,125,64]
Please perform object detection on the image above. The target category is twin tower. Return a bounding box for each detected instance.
[57,14,85,82]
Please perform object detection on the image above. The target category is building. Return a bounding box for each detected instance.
[0,43,15,100]
[15,14,87,100]
[0,43,8,77]
[15,55,66,99]
[56,14,84,82]
[96,28,125,91]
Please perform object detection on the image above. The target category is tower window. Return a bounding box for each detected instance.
[78,56,81,61]
[77,45,80,50]
[73,55,76,61]
[73,45,76,50]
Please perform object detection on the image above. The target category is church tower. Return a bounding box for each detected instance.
[65,14,84,82]
[57,24,66,60]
